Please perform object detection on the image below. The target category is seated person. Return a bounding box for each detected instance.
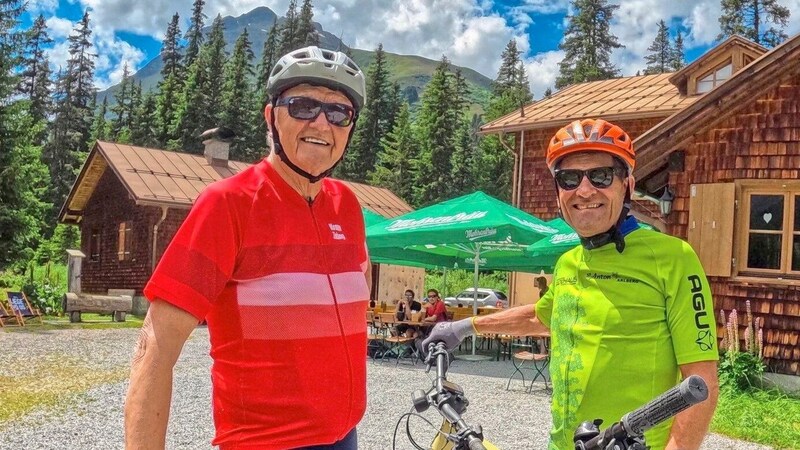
[395,289,422,338]
[423,289,447,323]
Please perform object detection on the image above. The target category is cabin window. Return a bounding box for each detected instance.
[89,228,101,262]
[696,61,732,94]
[740,190,800,277]
[118,222,133,261]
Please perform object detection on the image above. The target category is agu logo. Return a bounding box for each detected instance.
[695,330,715,351]
[688,275,713,351]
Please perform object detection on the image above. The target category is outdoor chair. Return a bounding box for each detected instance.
[506,337,550,393]
[0,298,21,327]
[4,291,42,326]
[366,311,388,361]
[378,312,417,366]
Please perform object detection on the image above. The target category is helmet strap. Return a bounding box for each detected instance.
[269,101,358,183]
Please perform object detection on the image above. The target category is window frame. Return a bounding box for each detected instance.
[89,228,101,262]
[696,59,733,94]
[735,182,800,279]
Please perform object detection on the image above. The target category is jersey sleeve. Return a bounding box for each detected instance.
[143,185,242,321]
[663,240,719,365]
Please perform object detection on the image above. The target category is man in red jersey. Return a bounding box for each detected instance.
[124,46,370,450]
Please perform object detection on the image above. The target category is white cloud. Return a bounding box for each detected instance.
[42,16,147,90]
[52,0,799,94]
[682,1,723,47]
[524,50,563,98]
[45,17,74,39]
[518,0,570,15]
[26,0,59,16]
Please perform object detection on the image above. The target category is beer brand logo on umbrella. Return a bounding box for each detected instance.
[386,211,488,231]
[465,228,497,241]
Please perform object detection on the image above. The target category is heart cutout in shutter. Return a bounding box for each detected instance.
[763,212,773,224]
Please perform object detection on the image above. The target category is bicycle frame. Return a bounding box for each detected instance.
[431,421,499,450]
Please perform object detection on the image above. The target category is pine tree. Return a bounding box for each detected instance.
[29,56,52,131]
[494,40,523,95]
[221,29,258,161]
[412,56,463,206]
[19,15,52,98]
[671,31,685,71]
[156,14,184,147]
[556,0,623,89]
[110,62,131,139]
[161,13,183,80]
[338,43,392,182]
[170,14,229,153]
[449,115,481,197]
[183,0,206,68]
[89,96,110,144]
[257,18,280,108]
[369,102,418,203]
[0,0,50,267]
[279,0,300,54]
[643,20,673,74]
[43,10,96,215]
[718,0,790,47]
[204,15,228,127]
[297,0,319,47]
[169,58,208,151]
[130,91,158,147]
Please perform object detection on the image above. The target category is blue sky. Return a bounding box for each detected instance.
[21,0,800,95]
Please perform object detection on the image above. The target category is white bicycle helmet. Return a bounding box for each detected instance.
[267,46,366,110]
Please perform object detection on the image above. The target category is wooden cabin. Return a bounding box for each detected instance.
[482,34,800,375]
[59,140,423,314]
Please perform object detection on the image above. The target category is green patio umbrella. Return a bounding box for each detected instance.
[362,208,388,228]
[366,191,558,359]
[525,218,656,267]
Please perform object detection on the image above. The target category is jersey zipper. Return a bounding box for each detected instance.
[308,198,355,439]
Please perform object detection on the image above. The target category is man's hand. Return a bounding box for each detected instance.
[421,318,475,351]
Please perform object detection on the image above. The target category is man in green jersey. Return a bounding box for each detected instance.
[424,118,719,450]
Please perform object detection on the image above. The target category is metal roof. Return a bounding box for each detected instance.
[60,141,412,223]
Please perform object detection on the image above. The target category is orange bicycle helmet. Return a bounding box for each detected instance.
[546,118,635,171]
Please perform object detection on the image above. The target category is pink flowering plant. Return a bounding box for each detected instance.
[718,301,766,392]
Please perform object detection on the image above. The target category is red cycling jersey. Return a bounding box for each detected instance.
[144,159,369,449]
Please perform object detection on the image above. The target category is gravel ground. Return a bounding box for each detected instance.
[0,327,775,450]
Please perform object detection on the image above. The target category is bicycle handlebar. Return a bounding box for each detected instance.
[574,375,709,450]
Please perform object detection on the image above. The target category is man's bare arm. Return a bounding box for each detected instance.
[124,300,199,450]
[665,360,719,450]
[473,304,549,336]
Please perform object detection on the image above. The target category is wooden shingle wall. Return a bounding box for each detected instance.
[80,170,191,296]
[664,73,800,375]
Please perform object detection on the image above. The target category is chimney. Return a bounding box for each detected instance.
[200,127,236,166]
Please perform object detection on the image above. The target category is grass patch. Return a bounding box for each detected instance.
[1,313,144,332]
[712,387,800,449]
[0,356,128,425]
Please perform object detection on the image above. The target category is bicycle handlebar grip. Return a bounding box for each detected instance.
[467,436,487,450]
[622,375,708,436]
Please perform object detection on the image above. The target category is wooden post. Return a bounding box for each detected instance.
[66,249,86,294]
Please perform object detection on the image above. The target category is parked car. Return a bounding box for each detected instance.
[444,288,508,308]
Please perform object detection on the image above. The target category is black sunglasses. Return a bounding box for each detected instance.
[275,96,355,127]
[554,166,627,191]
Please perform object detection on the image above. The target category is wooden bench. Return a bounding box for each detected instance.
[63,292,133,323]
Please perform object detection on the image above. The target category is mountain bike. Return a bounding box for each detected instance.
[573,375,709,450]
[393,342,498,450]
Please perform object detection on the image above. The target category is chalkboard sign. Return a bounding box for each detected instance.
[7,292,32,316]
